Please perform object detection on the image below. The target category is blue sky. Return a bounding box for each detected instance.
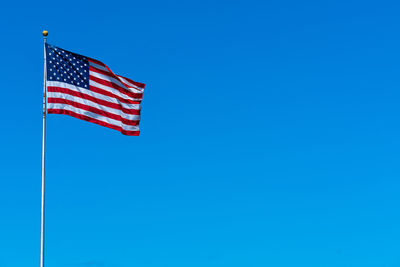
[1,0,400,266]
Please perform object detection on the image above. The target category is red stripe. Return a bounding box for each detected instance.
[48,109,140,136]
[47,86,140,115]
[48,98,140,126]
[89,72,143,100]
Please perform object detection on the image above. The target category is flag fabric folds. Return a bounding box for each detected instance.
[45,44,145,136]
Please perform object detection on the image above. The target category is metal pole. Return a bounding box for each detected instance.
[40,30,48,267]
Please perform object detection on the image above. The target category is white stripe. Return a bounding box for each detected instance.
[47,103,140,131]
[88,79,142,101]
[47,81,141,110]
[48,92,141,121]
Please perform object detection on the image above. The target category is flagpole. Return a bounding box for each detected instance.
[40,30,48,267]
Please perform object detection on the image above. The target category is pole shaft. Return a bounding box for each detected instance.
[40,36,47,267]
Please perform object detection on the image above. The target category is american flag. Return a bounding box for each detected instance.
[45,44,145,136]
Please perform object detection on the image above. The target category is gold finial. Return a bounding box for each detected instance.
[42,30,48,37]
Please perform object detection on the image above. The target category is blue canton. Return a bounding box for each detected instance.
[45,44,90,89]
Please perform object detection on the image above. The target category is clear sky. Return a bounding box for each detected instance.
[1,0,400,266]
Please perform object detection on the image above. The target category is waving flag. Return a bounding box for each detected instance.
[45,44,145,136]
